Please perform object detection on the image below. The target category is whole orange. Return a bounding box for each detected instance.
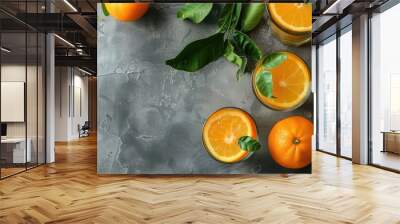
[105,3,149,21]
[268,116,313,169]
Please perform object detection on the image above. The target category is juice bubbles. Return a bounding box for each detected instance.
[267,3,312,46]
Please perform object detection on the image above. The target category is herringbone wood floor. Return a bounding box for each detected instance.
[1,135,400,224]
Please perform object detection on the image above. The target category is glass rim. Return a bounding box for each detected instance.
[266,3,312,35]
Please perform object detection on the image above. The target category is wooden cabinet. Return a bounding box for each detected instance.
[382,132,400,154]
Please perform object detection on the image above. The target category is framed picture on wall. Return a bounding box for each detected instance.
[98,3,313,174]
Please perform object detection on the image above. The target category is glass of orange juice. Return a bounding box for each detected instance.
[252,52,311,111]
[267,3,312,46]
[202,107,258,163]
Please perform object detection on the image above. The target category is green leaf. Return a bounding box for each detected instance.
[177,3,213,24]
[224,41,247,80]
[166,33,226,72]
[240,3,265,33]
[263,52,288,69]
[236,57,247,80]
[232,30,262,61]
[218,3,242,33]
[230,3,242,31]
[101,3,109,16]
[256,71,273,98]
[238,136,261,152]
[217,4,233,32]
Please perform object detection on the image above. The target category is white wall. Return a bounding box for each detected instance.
[55,66,69,141]
[55,67,89,141]
[72,73,89,138]
[1,82,25,122]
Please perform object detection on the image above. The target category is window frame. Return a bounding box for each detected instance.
[315,24,353,160]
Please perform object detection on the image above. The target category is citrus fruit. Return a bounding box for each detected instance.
[105,3,149,21]
[268,3,312,34]
[202,108,257,163]
[268,116,313,169]
[252,52,311,111]
[267,3,312,46]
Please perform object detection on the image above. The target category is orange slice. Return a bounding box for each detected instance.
[253,52,311,111]
[202,108,257,163]
[268,3,312,34]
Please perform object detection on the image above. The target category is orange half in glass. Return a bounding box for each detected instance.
[202,108,257,163]
[252,52,311,111]
[267,3,312,46]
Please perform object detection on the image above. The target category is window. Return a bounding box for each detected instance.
[370,3,400,171]
[317,36,337,154]
[339,28,352,158]
[316,26,353,159]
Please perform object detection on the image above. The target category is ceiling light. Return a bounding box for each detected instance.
[78,67,93,76]
[54,34,75,48]
[63,0,78,12]
[1,47,11,53]
[76,48,86,56]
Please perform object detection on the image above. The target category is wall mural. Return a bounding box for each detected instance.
[98,3,313,174]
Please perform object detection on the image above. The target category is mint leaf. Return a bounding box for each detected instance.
[166,33,226,72]
[177,3,213,24]
[256,71,273,98]
[238,136,261,152]
[102,3,109,16]
[224,41,247,80]
[263,52,287,69]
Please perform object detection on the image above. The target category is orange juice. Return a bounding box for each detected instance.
[202,108,257,163]
[252,52,311,111]
[267,3,312,46]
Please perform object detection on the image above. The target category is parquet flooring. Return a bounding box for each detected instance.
[1,167,26,178]
[0,135,400,223]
